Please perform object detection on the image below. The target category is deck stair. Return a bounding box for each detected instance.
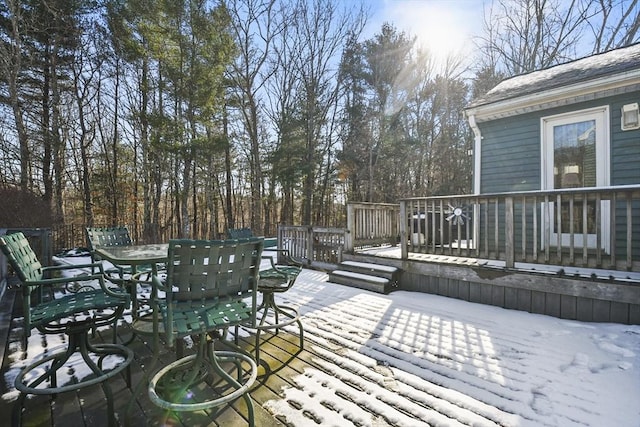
[328,260,399,294]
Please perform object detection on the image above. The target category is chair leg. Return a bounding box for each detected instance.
[254,291,277,360]
[270,297,304,351]
[148,333,258,422]
[78,342,113,427]
[112,317,119,344]
[87,337,132,389]
[253,290,303,361]
[125,313,163,422]
[11,392,26,427]
[15,328,133,427]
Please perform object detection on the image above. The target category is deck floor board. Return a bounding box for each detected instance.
[0,288,310,426]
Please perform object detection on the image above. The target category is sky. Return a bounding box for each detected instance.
[362,0,487,63]
[19,252,640,426]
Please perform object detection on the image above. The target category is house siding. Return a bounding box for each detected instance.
[479,92,640,193]
[609,93,640,259]
[480,117,540,193]
[610,93,640,185]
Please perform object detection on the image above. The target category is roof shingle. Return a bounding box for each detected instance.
[468,43,640,109]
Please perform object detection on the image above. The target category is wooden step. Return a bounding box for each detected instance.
[328,270,390,294]
[338,260,398,280]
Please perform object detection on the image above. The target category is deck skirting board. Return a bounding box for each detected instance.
[343,252,640,325]
[403,269,640,324]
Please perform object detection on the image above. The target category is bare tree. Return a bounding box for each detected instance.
[478,0,587,75]
[478,0,640,76]
[69,28,103,226]
[263,4,303,226]
[0,0,30,190]
[227,0,281,233]
[289,0,365,224]
[590,0,640,52]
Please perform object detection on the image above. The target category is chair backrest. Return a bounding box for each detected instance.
[226,227,254,239]
[86,226,133,250]
[0,232,43,283]
[164,238,263,333]
[163,238,264,346]
[1,232,46,333]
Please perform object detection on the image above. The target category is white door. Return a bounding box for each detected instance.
[541,106,610,251]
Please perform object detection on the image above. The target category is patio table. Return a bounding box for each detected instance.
[95,243,169,272]
[95,242,173,331]
[94,244,169,321]
[95,243,168,317]
[95,243,172,420]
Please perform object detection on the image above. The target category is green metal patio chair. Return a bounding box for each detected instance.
[0,232,133,427]
[85,226,134,283]
[226,229,304,361]
[252,248,304,360]
[85,226,160,321]
[146,238,263,425]
[227,227,254,239]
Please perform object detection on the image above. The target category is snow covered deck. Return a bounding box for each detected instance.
[1,263,638,426]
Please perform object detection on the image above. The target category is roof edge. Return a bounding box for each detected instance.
[466,68,640,122]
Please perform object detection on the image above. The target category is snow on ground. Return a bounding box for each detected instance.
[39,253,640,426]
[267,268,640,427]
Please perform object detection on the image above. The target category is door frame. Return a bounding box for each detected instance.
[540,105,610,252]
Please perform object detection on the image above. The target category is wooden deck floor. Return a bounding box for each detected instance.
[3,270,637,427]
[0,288,311,427]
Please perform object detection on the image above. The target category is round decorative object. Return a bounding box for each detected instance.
[446,204,469,225]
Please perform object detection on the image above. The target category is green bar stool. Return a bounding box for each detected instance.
[0,232,133,427]
[253,249,304,361]
[145,238,263,426]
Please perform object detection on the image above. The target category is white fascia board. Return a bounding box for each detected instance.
[466,70,640,123]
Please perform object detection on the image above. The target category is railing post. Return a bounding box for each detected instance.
[400,201,408,260]
[345,203,354,253]
[306,226,314,265]
[505,196,514,269]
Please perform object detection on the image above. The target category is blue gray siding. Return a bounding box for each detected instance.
[479,115,540,193]
[610,93,640,185]
[479,93,640,193]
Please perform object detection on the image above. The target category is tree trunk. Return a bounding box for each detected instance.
[4,1,30,191]
[42,46,53,204]
[111,58,120,224]
[248,98,263,231]
[224,106,234,230]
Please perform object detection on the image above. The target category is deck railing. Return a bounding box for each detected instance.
[51,223,168,253]
[399,185,640,271]
[344,202,400,252]
[50,222,277,254]
[277,225,347,270]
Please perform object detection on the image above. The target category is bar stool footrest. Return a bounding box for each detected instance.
[255,303,301,331]
[15,343,133,395]
[148,350,258,412]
